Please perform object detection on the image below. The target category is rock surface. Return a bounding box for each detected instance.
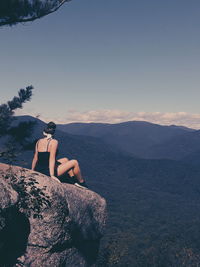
[0,163,107,267]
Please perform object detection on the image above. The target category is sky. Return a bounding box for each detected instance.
[0,0,200,128]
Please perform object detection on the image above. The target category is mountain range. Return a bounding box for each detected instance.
[1,116,200,266]
[57,121,200,162]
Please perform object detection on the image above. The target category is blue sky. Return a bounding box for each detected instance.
[1,0,200,127]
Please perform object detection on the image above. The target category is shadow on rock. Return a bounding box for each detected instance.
[72,227,101,265]
[0,207,30,266]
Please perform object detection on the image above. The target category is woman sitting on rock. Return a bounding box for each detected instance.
[31,121,87,188]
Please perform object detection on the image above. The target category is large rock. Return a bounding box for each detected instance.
[0,163,107,267]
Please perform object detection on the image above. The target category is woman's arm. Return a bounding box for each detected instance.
[49,140,58,177]
[31,142,38,170]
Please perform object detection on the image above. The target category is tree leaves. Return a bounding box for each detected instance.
[0,0,72,26]
[3,167,51,219]
[0,85,34,136]
[0,86,35,164]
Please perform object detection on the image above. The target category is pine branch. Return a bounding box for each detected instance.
[0,0,72,27]
[0,85,34,136]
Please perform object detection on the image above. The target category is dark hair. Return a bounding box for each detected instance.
[44,121,56,135]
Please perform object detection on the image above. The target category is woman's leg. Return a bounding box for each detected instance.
[57,157,74,177]
[57,157,68,164]
[57,159,84,183]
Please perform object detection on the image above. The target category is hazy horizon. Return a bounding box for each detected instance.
[1,0,200,128]
[15,113,197,130]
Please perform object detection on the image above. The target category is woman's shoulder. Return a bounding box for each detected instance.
[51,138,58,144]
[37,138,58,145]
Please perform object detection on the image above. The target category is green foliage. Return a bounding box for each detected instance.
[2,167,51,219]
[0,86,50,220]
[0,0,72,26]
[98,233,200,267]
[8,121,35,144]
[0,86,35,164]
[0,140,19,164]
[0,85,33,136]
[97,236,130,266]
[88,154,200,267]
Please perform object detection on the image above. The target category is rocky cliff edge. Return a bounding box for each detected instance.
[0,163,107,267]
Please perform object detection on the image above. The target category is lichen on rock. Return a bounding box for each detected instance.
[0,163,107,267]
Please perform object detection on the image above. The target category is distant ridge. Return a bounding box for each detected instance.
[11,117,199,161]
[57,120,195,159]
[2,116,200,265]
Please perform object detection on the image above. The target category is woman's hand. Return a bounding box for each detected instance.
[51,175,61,183]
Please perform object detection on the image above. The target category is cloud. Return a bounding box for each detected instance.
[16,108,200,129]
[54,110,200,129]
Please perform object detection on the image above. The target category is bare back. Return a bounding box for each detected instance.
[36,138,58,153]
